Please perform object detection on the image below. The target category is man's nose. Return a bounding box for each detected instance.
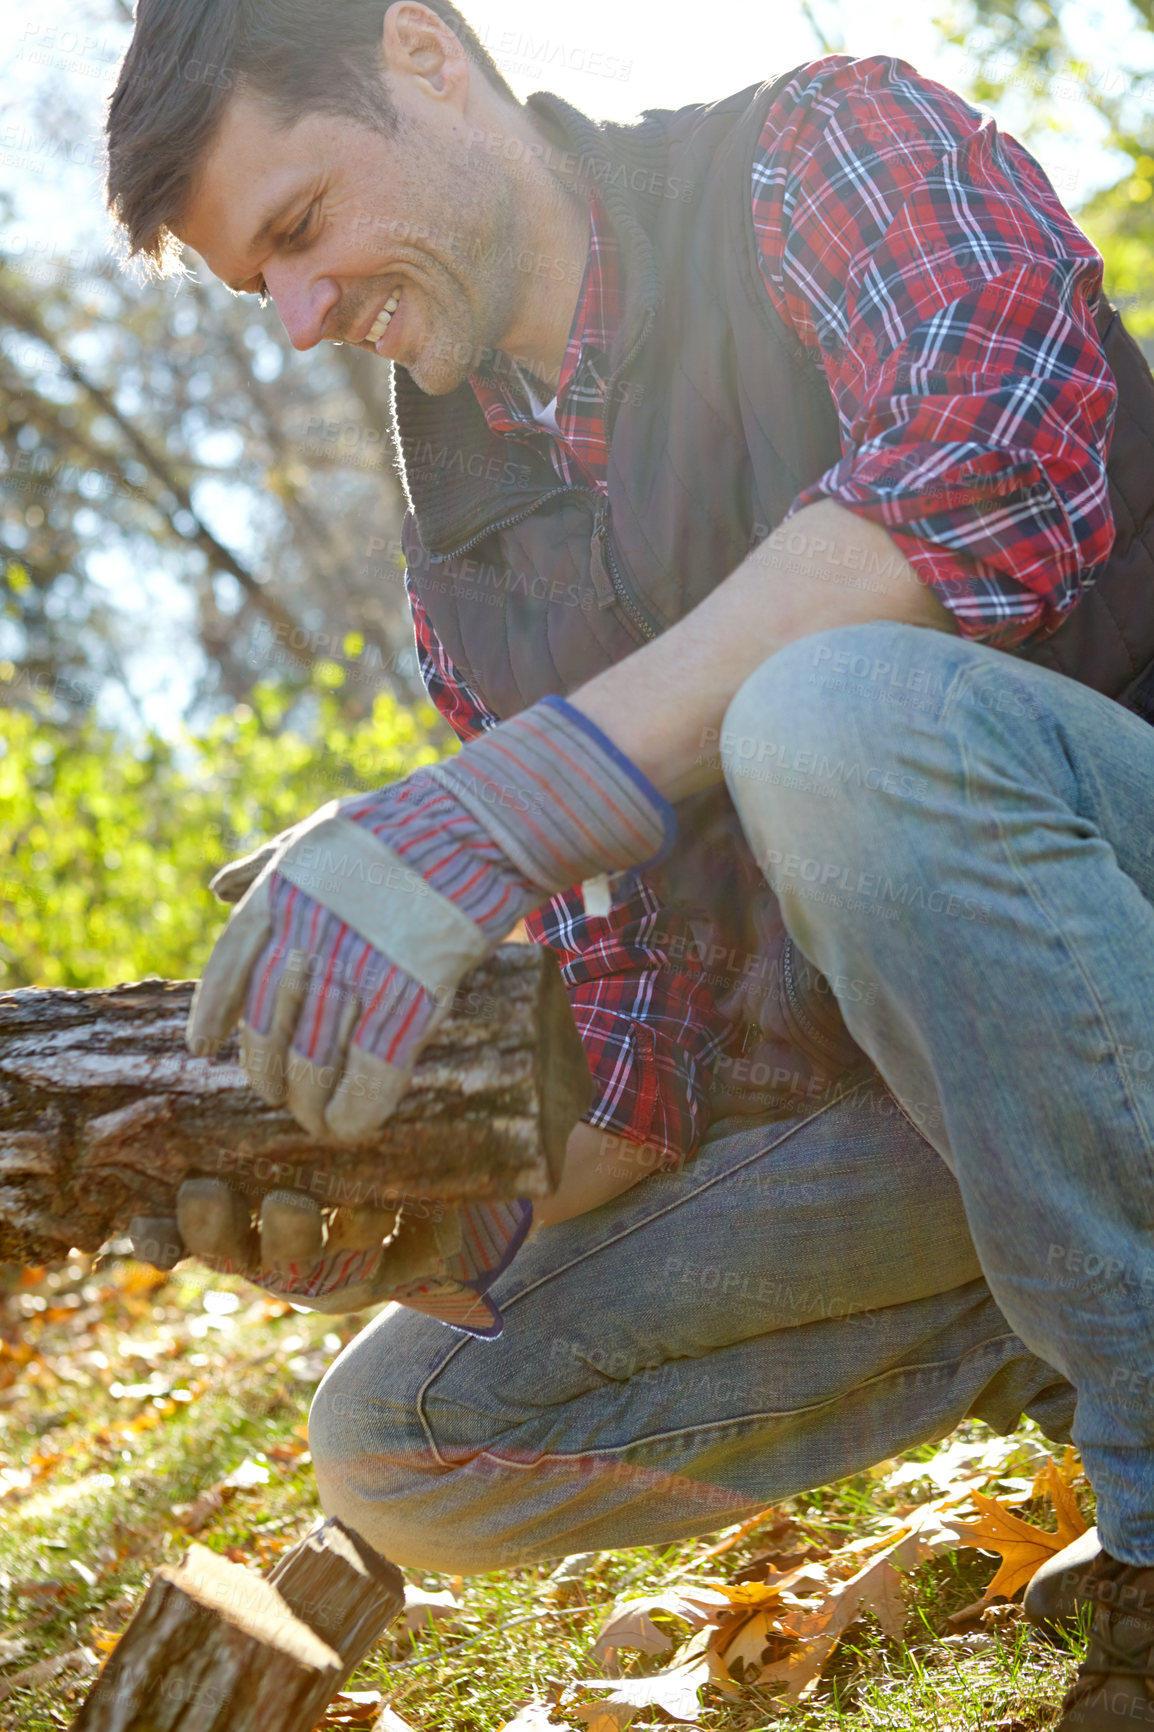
[262,265,341,351]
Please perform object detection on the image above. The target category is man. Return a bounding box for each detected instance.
[105,2,1154,1723]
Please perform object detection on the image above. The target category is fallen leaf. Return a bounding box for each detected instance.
[267,1440,308,1465]
[0,1638,30,1666]
[949,1490,1079,1604]
[373,1707,419,1732]
[883,1434,1050,1494]
[173,1487,226,1533]
[702,1572,810,1608]
[498,1704,569,1731]
[571,1706,632,1732]
[173,1456,272,1531]
[544,1552,596,1606]
[322,1689,384,1726]
[1036,1458,1090,1546]
[224,1457,272,1490]
[400,1586,467,1632]
[709,1607,801,1686]
[593,1590,730,1661]
[570,1645,711,1729]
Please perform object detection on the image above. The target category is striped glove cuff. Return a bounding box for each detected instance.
[430,696,676,895]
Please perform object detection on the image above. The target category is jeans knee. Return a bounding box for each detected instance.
[722,624,962,833]
[307,1344,520,1575]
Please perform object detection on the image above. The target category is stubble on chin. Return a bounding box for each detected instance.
[400,323,479,395]
[391,156,520,395]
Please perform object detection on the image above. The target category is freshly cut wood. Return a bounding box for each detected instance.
[0,944,591,1263]
[266,1519,404,1678]
[70,1517,404,1731]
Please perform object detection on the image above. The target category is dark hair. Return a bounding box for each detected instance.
[105,0,518,274]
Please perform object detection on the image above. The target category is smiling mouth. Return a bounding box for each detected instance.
[364,290,401,347]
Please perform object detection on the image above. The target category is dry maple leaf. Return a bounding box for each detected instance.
[709,1551,909,1704]
[569,1641,712,1730]
[708,1607,803,1690]
[1033,1456,1089,1543]
[592,1590,728,1662]
[949,1487,1087,1605]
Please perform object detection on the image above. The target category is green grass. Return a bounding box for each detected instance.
[0,1257,1087,1730]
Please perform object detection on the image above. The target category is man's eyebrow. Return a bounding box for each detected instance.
[225,192,305,290]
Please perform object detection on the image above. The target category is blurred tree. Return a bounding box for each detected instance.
[0,249,418,727]
[0,0,419,732]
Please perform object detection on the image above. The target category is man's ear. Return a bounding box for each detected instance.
[381,1,470,108]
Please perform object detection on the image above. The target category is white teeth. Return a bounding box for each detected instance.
[366,292,401,345]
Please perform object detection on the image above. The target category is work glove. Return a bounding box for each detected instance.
[187,695,672,1137]
[131,1182,532,1335]
[158,696,672,1333]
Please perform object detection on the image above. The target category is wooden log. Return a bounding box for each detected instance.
[0,944,591,1264]
[71,1517,404,1731]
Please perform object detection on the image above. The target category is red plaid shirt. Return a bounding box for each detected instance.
[408,53,1117,1161]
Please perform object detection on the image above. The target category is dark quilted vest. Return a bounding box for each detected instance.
[394,76,1154,1109]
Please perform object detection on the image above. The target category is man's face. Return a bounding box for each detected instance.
[175,86,519,394]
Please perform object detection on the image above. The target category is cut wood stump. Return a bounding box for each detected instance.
[70,1516,404,1731]
[0,944,591,1263]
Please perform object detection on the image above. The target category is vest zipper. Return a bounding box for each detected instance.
[434,486,582,562]
[593,499,658,642]
[435,486,661,645]
[780,936,852,1073]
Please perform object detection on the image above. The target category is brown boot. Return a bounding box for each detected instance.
[1056,1551,1154,1729]
[1025,1526,1101,1640]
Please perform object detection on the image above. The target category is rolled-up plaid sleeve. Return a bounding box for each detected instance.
[753,54,1117,648]
[407,576,730,1165]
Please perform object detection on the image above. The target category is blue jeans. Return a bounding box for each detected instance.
[309,622,1152,1571]
[723,622,1154,1564]
[310,1094,1072,1573]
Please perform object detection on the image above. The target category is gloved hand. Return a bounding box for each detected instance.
[187,695,674,1140]
[169,695,672,1335]
[129,1182,531,1336]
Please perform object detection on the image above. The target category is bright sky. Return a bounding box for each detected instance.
[1,0,1148,729]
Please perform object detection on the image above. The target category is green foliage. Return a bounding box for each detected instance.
[0,683,445,991]
[1079,149,1154,343]
[935,0,1154,342]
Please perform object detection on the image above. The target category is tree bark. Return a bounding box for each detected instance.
[70,1518,404,1732]
[0,944,591,1263]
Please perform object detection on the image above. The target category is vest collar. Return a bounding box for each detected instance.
[389,93,666,559]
